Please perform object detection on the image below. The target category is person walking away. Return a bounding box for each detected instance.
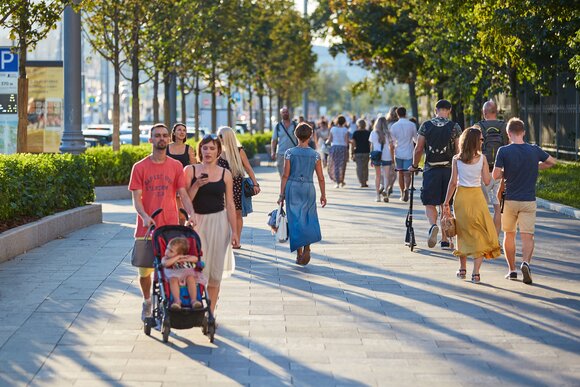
[492,118,556,284]
[327,115,350,188]
[474,100,508,238]
[410,99,462,249]
[128,123,196,322]
[167,123,196,225]
[390,107,417,201]
[350,118,371,187]
[349,114,358,139]
[184,134,238,316]
[217,126,261,249]
[271,106,298,177]
[278,123,327,265]
[369,116,395,202]
[316,119,330,167]
[443,128,501,283]
[385,107,399,196]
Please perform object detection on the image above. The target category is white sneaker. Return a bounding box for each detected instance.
[141,300,152,321]
[427,225,439,248]
[375,195,381,202]
[334,183,340,188]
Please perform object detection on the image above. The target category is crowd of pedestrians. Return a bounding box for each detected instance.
[128,98,557,327]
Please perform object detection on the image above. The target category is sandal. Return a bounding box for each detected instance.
[456,269,466,279]
[471,273,481,284]
[301,246,311,265]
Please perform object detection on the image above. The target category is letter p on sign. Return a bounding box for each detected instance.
[0,49,18,72]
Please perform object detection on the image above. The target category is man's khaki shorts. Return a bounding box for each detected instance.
[502,200,537,234]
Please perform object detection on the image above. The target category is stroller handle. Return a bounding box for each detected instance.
[395,168,423,172]
[179,208,189,221]
[145,208,163,236]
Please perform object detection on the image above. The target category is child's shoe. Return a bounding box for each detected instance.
[193,301,203,309]
[170,303,181,311]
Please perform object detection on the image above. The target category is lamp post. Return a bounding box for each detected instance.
[60,1,85,154]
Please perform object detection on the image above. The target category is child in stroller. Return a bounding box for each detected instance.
[161,237,204,311]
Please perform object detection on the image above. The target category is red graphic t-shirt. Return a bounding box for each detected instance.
[128,156,186,238]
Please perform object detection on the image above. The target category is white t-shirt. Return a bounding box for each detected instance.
[330,126,349,146]
[390,118,417,160]
[369,130,393,161]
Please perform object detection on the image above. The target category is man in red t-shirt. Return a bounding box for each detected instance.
[128,123,196,321]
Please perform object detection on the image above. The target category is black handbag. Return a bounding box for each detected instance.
[243,178,257,197]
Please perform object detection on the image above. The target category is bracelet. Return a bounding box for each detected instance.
[412,165,418,169]
[254,183,260,187]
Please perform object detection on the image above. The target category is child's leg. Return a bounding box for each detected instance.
[169,277,181,305]
[185,275,198,303]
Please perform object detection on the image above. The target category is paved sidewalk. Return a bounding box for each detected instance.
[1,164,579,386]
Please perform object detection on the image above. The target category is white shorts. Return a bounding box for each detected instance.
[481,177,501,206]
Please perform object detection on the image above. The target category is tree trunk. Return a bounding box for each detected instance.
[180,77,187,123]
[153,71,159,123]
[509,68,520,118]
[268,88,273,131]
[17,39,28,153]
[130,42,140,146]
[258,92,264,133]
[113,65,121,152]
[248,84,253,130]
[211,62,217,133]
[194,75,200,141]
[408,76,418,121]
[163,73,171,128]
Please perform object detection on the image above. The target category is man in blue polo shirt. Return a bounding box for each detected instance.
[492,118,556,284]
[271,106,298,177]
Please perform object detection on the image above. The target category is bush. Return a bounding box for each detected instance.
[0,153,94,222]
[253,132,272,153]
[85,144,150,186]
[537,161,580,208]
[236,134,257,159]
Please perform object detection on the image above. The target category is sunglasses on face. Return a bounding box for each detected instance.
[203,133,218,140]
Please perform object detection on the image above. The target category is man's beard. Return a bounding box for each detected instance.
[154,142,167,150]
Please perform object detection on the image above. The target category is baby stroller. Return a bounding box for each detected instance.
[143,209,216,343]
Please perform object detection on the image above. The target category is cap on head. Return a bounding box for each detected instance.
[435,99,452,110]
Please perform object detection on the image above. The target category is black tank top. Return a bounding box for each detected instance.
[191,167,226,214]
[166,144,190,167]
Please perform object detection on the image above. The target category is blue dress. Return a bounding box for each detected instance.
[284,146,322,252]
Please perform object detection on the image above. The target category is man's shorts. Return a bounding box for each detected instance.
[395,158,412,171]
[371,160,392,167]
[482,177,501,206]
[502,200,537,234]
[421,167,452,206]
[276,154,285,176]
[131,239,155,278]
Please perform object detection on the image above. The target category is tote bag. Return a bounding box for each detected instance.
[275,203,288,243]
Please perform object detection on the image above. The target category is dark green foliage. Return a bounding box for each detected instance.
[0,153,94,223]
[237,134,257,159]
[84,144,151,186]
[252,133,273,154]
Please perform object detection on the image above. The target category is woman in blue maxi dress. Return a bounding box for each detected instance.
[278,122,327,265]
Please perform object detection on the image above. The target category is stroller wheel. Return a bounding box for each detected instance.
[207,323,215,343]
[162,319,170,343]
[144,322,151,336]
[201,315,208,335]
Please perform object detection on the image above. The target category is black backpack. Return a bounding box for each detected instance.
[478,120,506,167]
[424,120,455,166]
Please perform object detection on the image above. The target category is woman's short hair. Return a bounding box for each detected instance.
[197,133,222,162]
[294,122,313,141]
[356,119,366,130]
[171,123,187,142]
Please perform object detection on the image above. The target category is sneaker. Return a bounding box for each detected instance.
[383,196,389,203]
[378,185,384,195]
[427,225,439,248]
[440,241,450,249]
[340,182,346,187]
[375,194,381,202]
[334,183,340,188]
[505,271,517,280]
[403,189,409,202]
[399,195,405,202]
[170,303,181,311]
[521,262,533,284]
[387,186,393,196]
[141,300,152,321]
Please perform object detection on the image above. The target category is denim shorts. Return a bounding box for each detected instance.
[395,158,412,170]
[371,160,392,167]
[420,167,452,206]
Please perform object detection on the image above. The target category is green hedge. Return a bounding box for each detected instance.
[253,133,272,153]
[0,153,94,222]
[537,161,580,209]
[85,144,151,186]
[237,133,272,158]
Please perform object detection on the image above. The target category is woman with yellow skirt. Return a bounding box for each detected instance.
[443,127,501,283]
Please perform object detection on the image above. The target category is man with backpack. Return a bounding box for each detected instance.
[410,99,462,249]
[474,100,509,237]
[271,106,299,177]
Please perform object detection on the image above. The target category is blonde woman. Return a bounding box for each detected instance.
[369,117,395,202]
[217,126,261,248]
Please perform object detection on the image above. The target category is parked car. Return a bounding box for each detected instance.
[120,125,150,144]
[235,122,250,134]
[82,124,113,147]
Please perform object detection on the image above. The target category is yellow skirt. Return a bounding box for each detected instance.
[453,186,501,259]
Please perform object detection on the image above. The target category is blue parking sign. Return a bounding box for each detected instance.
[0,48,18,73]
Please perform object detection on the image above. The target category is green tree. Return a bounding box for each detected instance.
[1,0,75,153]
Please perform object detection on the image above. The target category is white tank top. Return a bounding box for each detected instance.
[456,155,483,187]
